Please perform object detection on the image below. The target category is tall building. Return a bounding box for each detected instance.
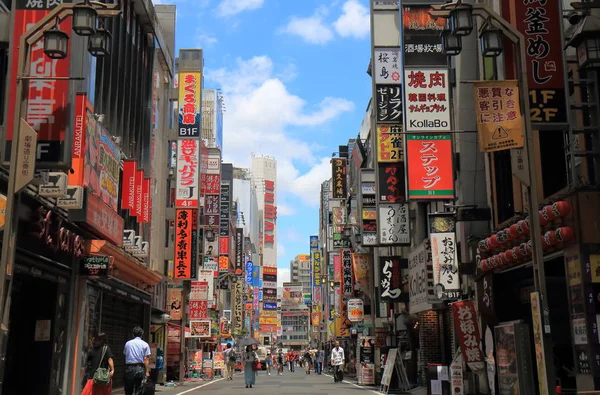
[290,254,311,296]
[201,89,224,151]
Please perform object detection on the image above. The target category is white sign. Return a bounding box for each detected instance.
[404,69,451,132]
[378,203,410,245]
[374,0,399,10]
[125,235,142,253]
[39,172,67,197]
[374,48,402,85]
[123,229,135,246]
[451,356,464,395]
[203,256,218,272]
[408,239,434,313]
[57,186,83,209]
[362,232,377,246]
[361,183,376,195]
[573,316,587,345]
[175,139,200,208]
[430,232,460,299]
[347,298,364,322]
[197,270,215,306]
[207,152,220,174]
[132,241,149,257]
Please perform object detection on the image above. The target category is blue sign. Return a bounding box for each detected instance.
[259,279,263,289]
[263,302,277,310]
[310,235,318,250]
[258,290,263,302]
[246,261,253,284]
[252,265,260,287]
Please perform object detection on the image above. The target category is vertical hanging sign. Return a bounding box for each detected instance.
[331,159,347,199]
[177,71,202,137]
[176,139,200,208]
[174,209,194,279]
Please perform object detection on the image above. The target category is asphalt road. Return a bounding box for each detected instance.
[154,368,381,395]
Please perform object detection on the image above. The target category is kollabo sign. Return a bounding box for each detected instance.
[404,69,451,132]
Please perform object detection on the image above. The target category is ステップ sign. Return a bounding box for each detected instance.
[406,134,454,199]
[404,69,450,132]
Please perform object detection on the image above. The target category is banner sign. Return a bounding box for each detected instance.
[235,228,244,275]
[177,71,202,138]
[331,158,347,199]
[134,169,143,217]
[376,85,403,123]
[379,256,403,301]
[341,249,354,296]
[374,48,402,84]
[429,212,460,300]
[233,281,243,334]
[121,160,137,211]
[176,139,200,208]
[220,182,230,236]
[406,134,454,199]
[378,203,410,245]
[377,162,405,202]
[312,251,322,286]
[408,239,434,313]
[451,301,484,367]
[473,80,525,152]
[140,178,151,223]
[402,5,446,66]
[263,180,277,245]
[376,125,403,163]
[174,209,194,279]
[404,69,450,132]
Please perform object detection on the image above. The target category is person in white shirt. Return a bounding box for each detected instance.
[330,341,345,383]
[123,326,151,395]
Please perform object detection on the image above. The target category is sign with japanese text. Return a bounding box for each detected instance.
[406,134,454,199]
[473,80,525,152]
[374,48,402,84]
[505,0,567,124]
[176,139,200,208]
[220,182,230,236]
[197,270,215,307]
[379,256,403,301]
[348,299,364,322]
[402,5,446,66]
[311,250,322,286]
[429,212,459,300]
[376,125,404,163]
[174,209,194,279]
[404,69,450,132]
[408,239,434,313]
[233,281,243,334]
[451,301,484,367]
[219,255,228,273]
[203,256,218,272]
[168,288,182,321]
[189,320,211,337]
[351,254,371,293]
[341,249,354,296]
[5,2,72,167]
[80,192,125,246]
[121,160,137,211]
[530,292,549,395]
[235,228,244,275]
[331,159,347,199]
[263,179,277,245]
[377,162,405,202]
[189,300,208,320]
[378,203,410,245]
[190,281,209,301]
[376,85,402,123]
[310,235,318,250]
[203,174,221,195]
[178,71,202,137]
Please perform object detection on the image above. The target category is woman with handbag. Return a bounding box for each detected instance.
[82,333,115,395]
[242,345,258,388]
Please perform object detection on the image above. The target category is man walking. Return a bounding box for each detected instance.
[123,326,151,395]
[315,349,324,375]
[330,341,345,383]
[224,343,236,380]
[286,350,295,372]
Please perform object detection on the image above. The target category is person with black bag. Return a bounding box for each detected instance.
[123,326,152,395]
[242,345,258,388]
[81,333,115,395]
[224,343,236,380]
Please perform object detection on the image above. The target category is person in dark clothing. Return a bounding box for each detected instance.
[81,333,114,395]
[303,350,312,374]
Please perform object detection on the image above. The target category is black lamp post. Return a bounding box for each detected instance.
[566,15,600,69]
[88,22,112,57]
[43,20,70,59]
[441,29,462,56]
[480,27,504,57]
[449,1,474,37]
[72,0,98,36]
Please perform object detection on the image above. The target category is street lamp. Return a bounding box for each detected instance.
[72,0,98,36]
[448,1,474,37]
[88,22,112,57]
[43,20,70,59]
[566,14,600,69]
[441,29,462,56]
[480,25,503,57]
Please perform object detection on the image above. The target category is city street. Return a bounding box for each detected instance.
[149,369,381,395]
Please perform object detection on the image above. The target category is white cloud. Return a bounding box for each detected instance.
[195,30,217,47]
[277,268,290,287]
[277,243,286,258]
[279,8,334,45]
[333,0,370,39]
[217,0,264,17]
[289,157,333,207]
[277,203,296,216]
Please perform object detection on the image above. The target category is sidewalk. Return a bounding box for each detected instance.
[112,379,218,395]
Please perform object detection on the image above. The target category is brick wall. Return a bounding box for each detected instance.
[418,311,442,383]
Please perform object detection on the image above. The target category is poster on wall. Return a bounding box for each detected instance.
[189,320,211,337]
[378,203,410,245]
[429,212,460,300]
[404,69,451,132]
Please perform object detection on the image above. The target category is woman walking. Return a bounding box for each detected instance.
[242,345,258,388]
[81,333,114,395]
[265,352,273,375]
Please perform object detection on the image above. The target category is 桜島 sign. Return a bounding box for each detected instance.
[178,71,202,138]
[406,134,454,199]
[176,139,200,208]
[473,80,524,152]
[174,209,194,279]
[331,158,347,199]
[451,300,484,371]
[404,69,451,132]
[376,125,404,163]
[379,203,410,245]
[374,48,402,84]
[379,256,403,301]
[376,85,402,123]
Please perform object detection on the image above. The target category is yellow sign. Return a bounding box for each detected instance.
[591,255,600,283]
[567,257,582,286]
[260,317,277,325]
[376,125,404,163]
[177,72,202,138]
[0,194,7,230]
[473,80,524,152]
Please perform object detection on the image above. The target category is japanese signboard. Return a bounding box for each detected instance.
[178,71,202,137]
[374,48,402,84]
[189,320,211,337]
[376,125,404,163]
[341,249,354,296]
[168,288,182,321]
[197,270,215,307]
[203,174,220,195]
[374,0,399,9]
[176,139,200,208]
[121,160,137,211]
[310,235,318,250]
[408,239,434,313]
[312,251,322,286]
[505,0,567,124]
[378,162,405,202]
[220,182,230,236]
[80,192,125,246]
[376,85,403,123]
[429,212,459,300]
[203,256,218,272]
[190,281,209,301]
[378,203,410,245]
[451,301,484,368]
[348,299,364,322]
[331,159,347,199]
[530,292,549,395]
[189,300,208,320]
[406,134,454,199]
[233,281,243,334]
[379,256,403,301]
[235,228,244,275]
[264,180,277,245]
[5,1,72,167]
[402,5,446,66]
[174,209,194,279]
[473,80,525,152]
[404,69,450,132]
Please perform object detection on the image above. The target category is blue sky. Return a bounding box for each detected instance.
[155,0,372,284]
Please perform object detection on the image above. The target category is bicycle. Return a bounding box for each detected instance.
[190,367,214,381]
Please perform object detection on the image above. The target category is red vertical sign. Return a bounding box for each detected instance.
[140,177,150,223]
[121,161,137,211]
[174,209,193,279]
[451,300,484,366]
[133,170,144,217]
[69,93,88,186]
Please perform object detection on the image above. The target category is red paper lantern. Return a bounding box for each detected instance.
[503,250,515,264]
[555,227,574,243]
[539,207,553,226]
[508,224,520,240]
[526,240,533,255]
[495,253,505,267]
[481,259,488,272]
[488,234,501,249]
[519,242,529,257]
[478,239,489,253]
[511,246,523,261]
[543,230,557,247]
[516,219,530,235]
[551,201,571,218]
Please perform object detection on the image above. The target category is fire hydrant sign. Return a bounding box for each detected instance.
[473,80,524,152]
[404,69,451,132]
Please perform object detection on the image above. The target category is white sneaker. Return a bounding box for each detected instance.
[268,372,271,375]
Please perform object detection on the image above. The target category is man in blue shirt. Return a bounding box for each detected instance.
[123,326,151,395]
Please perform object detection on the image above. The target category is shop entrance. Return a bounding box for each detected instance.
[3,274,60,395]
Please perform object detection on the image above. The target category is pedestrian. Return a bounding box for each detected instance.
[315,349,324,375]
[286,350,295,372]
[123,326,151,395]
[303,349,312,374]
[276,350,285,376]
[265,351,273,375]
[81,333,114,395]
[224,343,236,380]
[330,341,345,383]
[242,345,258,388]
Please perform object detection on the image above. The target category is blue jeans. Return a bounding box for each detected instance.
[316,361,323,374]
